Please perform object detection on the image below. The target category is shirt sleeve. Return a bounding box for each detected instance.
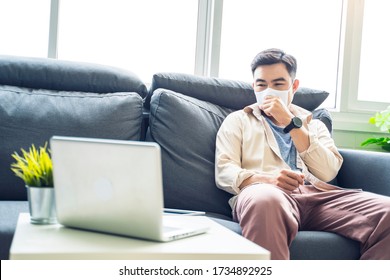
[299,119,343,182]
[215,113,256,195]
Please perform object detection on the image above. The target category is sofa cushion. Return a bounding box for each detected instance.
[147,72,329,112]
[289,231,360,260]
[148,89,234,217]
[0,85,143,200]
[312,108,332,134]
[337,149,390,196]
[0,201,29,260]
[148,72,256,110]
[292,87,329,111]
[0,55,148,98]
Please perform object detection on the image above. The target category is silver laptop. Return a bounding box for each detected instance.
[50,136,208,242]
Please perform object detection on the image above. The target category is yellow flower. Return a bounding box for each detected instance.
[10,143,53,187]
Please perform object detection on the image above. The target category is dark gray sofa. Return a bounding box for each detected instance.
[0,55,147,259]
[1,56,389,260]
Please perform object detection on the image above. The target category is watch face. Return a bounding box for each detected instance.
[283,117,303,133]
[293,117,302,127]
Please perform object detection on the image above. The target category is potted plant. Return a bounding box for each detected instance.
[10,143,57,224]
[361,106,390,152]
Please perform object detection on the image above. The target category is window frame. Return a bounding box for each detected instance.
[44,0,390,132]
[331,0,389,133]
[339,0,389,113]
[48,0,59,58]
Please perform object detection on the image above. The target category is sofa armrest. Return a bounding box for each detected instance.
[336,149,390,196]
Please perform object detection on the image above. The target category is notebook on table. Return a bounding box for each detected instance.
[50,136,208,242]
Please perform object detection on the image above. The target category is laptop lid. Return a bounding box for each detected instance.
[50,136,165,240]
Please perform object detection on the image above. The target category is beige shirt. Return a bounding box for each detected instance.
[215,103,343,208]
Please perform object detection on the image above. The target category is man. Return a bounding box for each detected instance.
[215,48,390,260]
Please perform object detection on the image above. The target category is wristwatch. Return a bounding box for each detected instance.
[283,117,302,133]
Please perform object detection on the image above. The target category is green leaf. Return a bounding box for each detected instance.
[361,138,383,146]
[382,145,390,152]
[370,107,390,132]
[363,107,390,151]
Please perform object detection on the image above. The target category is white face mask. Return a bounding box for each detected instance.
[254,87,290,106]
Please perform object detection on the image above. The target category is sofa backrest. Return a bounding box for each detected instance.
[0,55,148,96]
[148,72,330,111]
[148,72,333,132]
[0,56,147,200]
[146,72,331,217]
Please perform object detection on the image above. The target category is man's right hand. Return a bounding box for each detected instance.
[239,169,304,192]
[270,169,304,192]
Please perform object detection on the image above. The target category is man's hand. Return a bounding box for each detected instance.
[270,169,305,192]
[260,95,310,153]
[239,169,305,192]
[260,95,293,126]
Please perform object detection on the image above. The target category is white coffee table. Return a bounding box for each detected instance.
[10,213,270,260]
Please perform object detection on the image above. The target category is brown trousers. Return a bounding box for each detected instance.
[233,184,390,260]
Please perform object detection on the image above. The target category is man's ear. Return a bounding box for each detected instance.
[292,79,300,93]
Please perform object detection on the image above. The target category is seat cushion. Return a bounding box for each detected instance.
[209,216,361,260]
[0,85,143,200]
[148,89,234,217]
[290,231,360,260]
[209,216,242,235]
[0,201,29,260]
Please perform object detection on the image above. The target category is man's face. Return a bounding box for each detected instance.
[252,63,298,105]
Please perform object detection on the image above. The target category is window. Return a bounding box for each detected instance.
[1,0,388,116]
[218,0,343,109]
[0,0,50,57]
[358,0,390,103]
[58,0,198,83]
